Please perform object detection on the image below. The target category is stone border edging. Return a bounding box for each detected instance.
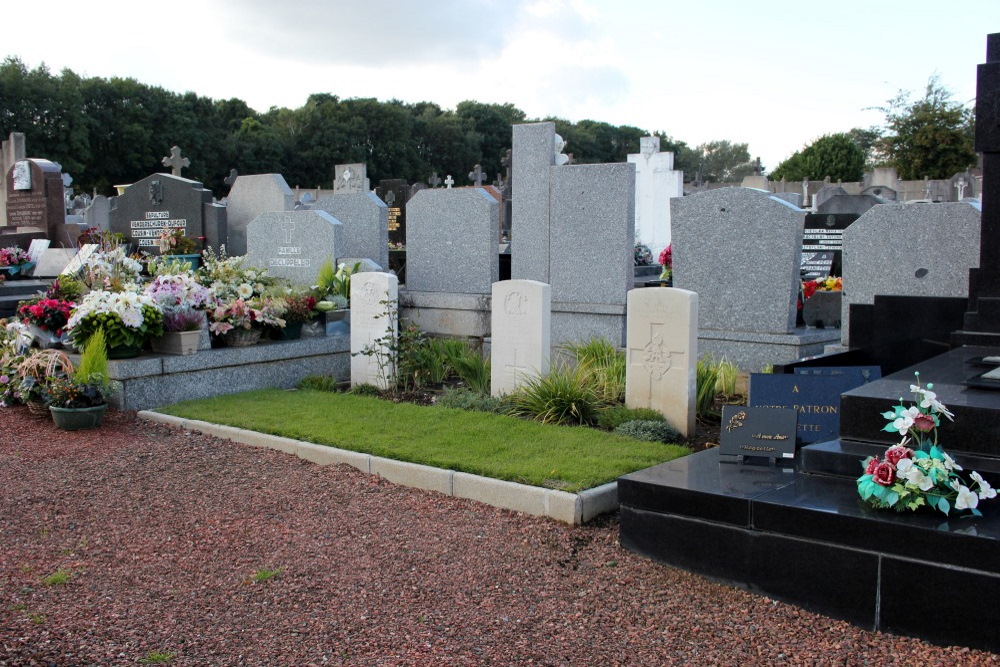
[137,410,618,525]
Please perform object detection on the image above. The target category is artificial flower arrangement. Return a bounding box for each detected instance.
[156,227,199,255]
[802,276,843,301]
[207,298,285,336]
[66,289,164,350]
[658,244,672,282]
[42,328,110,409]
[0,246,32,268]
[279,292,318,325]
[312,258,359,312]
[77,227,126,247]
[0,322,31,406]
[45,275,86,302]
[17,298,74,337]
[634,243,653,266]
[80,246,143,292]
[198,246,273,302]
[857,373,997,516]
[144,273,212,334]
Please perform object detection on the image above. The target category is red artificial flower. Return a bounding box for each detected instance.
[802,281,818,300]
[658,244,672,268]
[884,445,914,466]
[873,462,896,487]
[912,414,936,432]
[865,457,880,475]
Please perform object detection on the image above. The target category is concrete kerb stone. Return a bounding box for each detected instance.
[136,410,619,525]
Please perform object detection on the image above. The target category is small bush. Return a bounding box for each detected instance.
[506,365,601,426]
[349,383,383,397]
[434,387,507,413]
[614,419,682,444]
[715,357,742,400]
[597,405,664,431]
[298,374,339,392]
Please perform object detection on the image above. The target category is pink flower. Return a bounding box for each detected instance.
[912,414,936,432]
[873,462,896,487]
[865,457,880,475]
[884,445,914,466]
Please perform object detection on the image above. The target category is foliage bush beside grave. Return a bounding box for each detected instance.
[614,420,681,444]
[157,389,689,492]
[597,406,665,431]
[505,365,601,426]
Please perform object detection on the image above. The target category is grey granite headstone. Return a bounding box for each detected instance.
[841,202,982,344]
[225,174,295,255]
[511,123,556,283]
[405,188,498,293]
[108,173,212,254]
[550,163,634,305]
[203,202,228,253]
[772,192,803,208]
[814,186,850,210]
[672,187,805,334]
[333,164,368,194]
[246,210,342,286]
[313,192,389,269]
[83,195,110,231]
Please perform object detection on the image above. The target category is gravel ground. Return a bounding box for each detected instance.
[1,407,997,666]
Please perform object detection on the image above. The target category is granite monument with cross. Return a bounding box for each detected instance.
[245,210,343,285]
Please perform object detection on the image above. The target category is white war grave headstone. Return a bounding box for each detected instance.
[351,272,399,390]
[491,280,551,397]
[625,287,697,437]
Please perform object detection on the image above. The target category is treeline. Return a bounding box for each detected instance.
[1,57,756,197]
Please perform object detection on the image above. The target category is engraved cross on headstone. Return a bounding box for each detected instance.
[628,323,684,395]
[504,347,530,385]
[428,172,442,188]
[282,219,295,244]
[468,164,485,186]
[444,174,454,189]
[162,146,190,176]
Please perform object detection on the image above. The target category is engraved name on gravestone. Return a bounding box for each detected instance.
[748,373,859,444]
[108,173,212,253]
[374,179,410,246]
[719,405,798,461]
[246,210,342,285]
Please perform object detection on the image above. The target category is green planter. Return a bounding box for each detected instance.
[49,404,108,430]
[108,341,143,359]
[270,322,304,341]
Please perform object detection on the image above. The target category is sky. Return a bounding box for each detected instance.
[3,1,998,172]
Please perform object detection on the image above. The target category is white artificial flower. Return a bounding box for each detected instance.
[971,471,998,500]
[942,452,962,472]
[955,485,979,511]
[904,466,935,492]
[913,388,954,420]
[237,283,253,299]
[892,406,921,432]
[896,459,914,474]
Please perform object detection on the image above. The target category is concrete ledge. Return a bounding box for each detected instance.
[137,410,619,525]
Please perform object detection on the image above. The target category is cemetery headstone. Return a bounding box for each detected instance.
[83,195,111,231]
[374,179,410,247]
[491,280,551,397]
[245,210,342,285]
[841,202,981,344]
[512,123,556,283]
[0,132,26,227]
[625,287,697,437]
[333,164,368,194]
[628,136,684,256]
[108,173,214,254]
[351,272,398,390]
[225,174,295,255]
[313,192,389,270]
[748,372,860,444]
[33,247,76,277]
[405,188,499,294]
[4,158,66,241]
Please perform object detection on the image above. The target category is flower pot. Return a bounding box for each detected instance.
[50,404,107,430]
[151,330,202,356]
[270,322,303,341]
[26,399,50,417]
[222,326,263,347]
[802,291,842,329]
[107,341,143,359]
[166,254,201,271]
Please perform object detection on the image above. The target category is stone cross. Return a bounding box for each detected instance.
[384,190,396,206]
[468,164,485,186]
[501,149,512,181]
[956,177,968,200]
[753,157,763,176]
[444,174,454,189]
[342,167,355,187]
[924,178,933,200]
[161,146,190,176]
[224,169,239,187]
[428,172,442,188]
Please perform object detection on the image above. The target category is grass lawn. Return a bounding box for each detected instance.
[156,389,690,492]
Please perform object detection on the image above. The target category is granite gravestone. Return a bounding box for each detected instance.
[226,174,295,256]
[83,195,111,231]
[108,173,217,254]
[405,188,499,294]
[374,179,409,247]
[333,164,368,194]
[313,192,389,270]
[491,279,551,397]
[841,202,981,345]
[350,272,398,390]
[245,210,342,285]
[627,136,683,258]
[625,287,697,437]
[5,159,66,240]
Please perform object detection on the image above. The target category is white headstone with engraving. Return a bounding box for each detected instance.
[350,272,398,390]
[491,280,551,396]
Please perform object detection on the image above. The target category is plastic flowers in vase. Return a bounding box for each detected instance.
[857,373,996,516]
[156,227,199,255]
[81,246,143,292]
[312,258,358,312]
[67,289,164,352]
[0,246,34,276]
[144,273,211,326]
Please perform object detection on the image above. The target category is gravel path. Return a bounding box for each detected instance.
[1,407,996,666]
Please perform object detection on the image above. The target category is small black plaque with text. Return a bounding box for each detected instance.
[719,405,798,461]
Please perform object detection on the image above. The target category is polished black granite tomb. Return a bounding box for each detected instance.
[618,447,1000,651]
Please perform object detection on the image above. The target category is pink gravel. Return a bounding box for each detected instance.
[1,406,997,666]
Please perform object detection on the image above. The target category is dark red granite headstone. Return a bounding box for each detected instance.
[4,158,65,242]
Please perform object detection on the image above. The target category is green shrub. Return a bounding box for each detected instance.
[563,337,625,403]
[434,387,507,413]
[614,419,682,443]
[349,383,383,397]
[445,343,491,395]
[298,375,339,392]
[715,357,742,400]
[597,405,664,431]
[696,355,722,420]
[506,365,600,426]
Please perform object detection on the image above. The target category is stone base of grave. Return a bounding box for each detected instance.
[618,445,1000,652]
[84,335,349,412]
[399,290,491,338]
[0,278,50,318]
[697,328,841,372]
[551,301,627,348]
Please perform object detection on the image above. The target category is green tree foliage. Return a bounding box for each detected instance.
[770,133,866,182]
[876,77,976,180]
[688,140,756,182]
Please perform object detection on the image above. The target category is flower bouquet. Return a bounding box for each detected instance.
[634,243,653,267]
[80,246,143,292]
[67,289,164,355]
[199,246,275,302]
[313,258,358,312]
[208,297,285,346]
[802,276,843,301]
[857,373,997,516]
[0,246,34,277]
[17,297,75,349]
[658,244,672,282]
[156,227,199,255]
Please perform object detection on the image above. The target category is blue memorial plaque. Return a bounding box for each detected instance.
[749,373,859,444]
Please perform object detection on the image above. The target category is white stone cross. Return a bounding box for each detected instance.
[342,168,354,185]
[161,146,190,176]
[956,177,967,200]
[628,323,683,391]
[444,174,454,189]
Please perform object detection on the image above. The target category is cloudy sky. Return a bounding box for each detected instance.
[3,1,997,171]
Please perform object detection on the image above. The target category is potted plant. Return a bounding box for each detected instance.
[144,273,211,355]
[208,297,285,347]
[14,348,75,416]
[44,329,111,430]
[67,289,164,358]
[17,297,75,349]
[312,258,358,324]
[156,227,202,270]
[0,245,34,279]
[271,291,316,340]
[801,276,842,328]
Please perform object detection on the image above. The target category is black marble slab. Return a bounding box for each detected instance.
[617,448,799,527]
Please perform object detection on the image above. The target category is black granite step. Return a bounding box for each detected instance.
[0,279,49,318]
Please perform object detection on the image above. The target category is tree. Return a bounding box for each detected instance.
[876,77,975,180]
[770,133,866,182]
[689,140,755,182]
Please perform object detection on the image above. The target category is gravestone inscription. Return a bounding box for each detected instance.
[5,159,65,240]
[245,210,342,285]
[108,173,213,254]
